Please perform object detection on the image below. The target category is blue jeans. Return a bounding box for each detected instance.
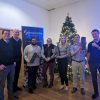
[0,64,15,100]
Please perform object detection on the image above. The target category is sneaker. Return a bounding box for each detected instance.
[92,93,99,99]
[71,87,77,93]
[81,88,85,95]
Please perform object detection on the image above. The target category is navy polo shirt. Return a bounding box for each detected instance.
[87,40,100,64]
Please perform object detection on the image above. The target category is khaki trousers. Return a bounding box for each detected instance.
[72,61,85,88]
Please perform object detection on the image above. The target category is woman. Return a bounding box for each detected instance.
[56,35,69,90]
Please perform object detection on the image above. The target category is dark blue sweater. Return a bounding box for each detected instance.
[10,37,22,62]
[0,39,14,65]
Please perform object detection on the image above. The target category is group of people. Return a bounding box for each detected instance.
[0,29,100,100]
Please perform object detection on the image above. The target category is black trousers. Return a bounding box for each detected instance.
[89,63,100,94]
[13,59,21,90]
[57,58,68,86]
[28,66,38,90]
[43,61,55,84]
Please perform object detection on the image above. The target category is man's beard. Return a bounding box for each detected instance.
[31,43,36,45]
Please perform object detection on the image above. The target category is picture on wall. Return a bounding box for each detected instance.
[22,26,43,49]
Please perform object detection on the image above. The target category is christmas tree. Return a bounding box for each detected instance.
[61,14,76,44]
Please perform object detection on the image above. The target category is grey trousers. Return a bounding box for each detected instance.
[0,64,15,100]
[72,61,85,88]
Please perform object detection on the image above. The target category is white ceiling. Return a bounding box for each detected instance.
[23,0,85,11]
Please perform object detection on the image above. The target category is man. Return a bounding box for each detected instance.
[70,34,85,95]
[10,29,22,93]
[87,29,100,99]
[0,30,17,100]
[42,38,56,88]
[24,38,41,94]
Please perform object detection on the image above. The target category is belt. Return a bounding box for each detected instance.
[72,59,84,63]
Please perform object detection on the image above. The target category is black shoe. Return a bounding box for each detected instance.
[48,83,53,88]
[23,85,28,89]
[23,85,26,88]
[33,85,37,90]
[8,95,19,100]
[71,87,77,93]
[43,82,48,88]
[92,93,99,99]
[16,87,22,91]
[13,89,17,93]
[13,87,22,93]
[14,96,19,100]
[28,89,33,94]
[81,88,85,95]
